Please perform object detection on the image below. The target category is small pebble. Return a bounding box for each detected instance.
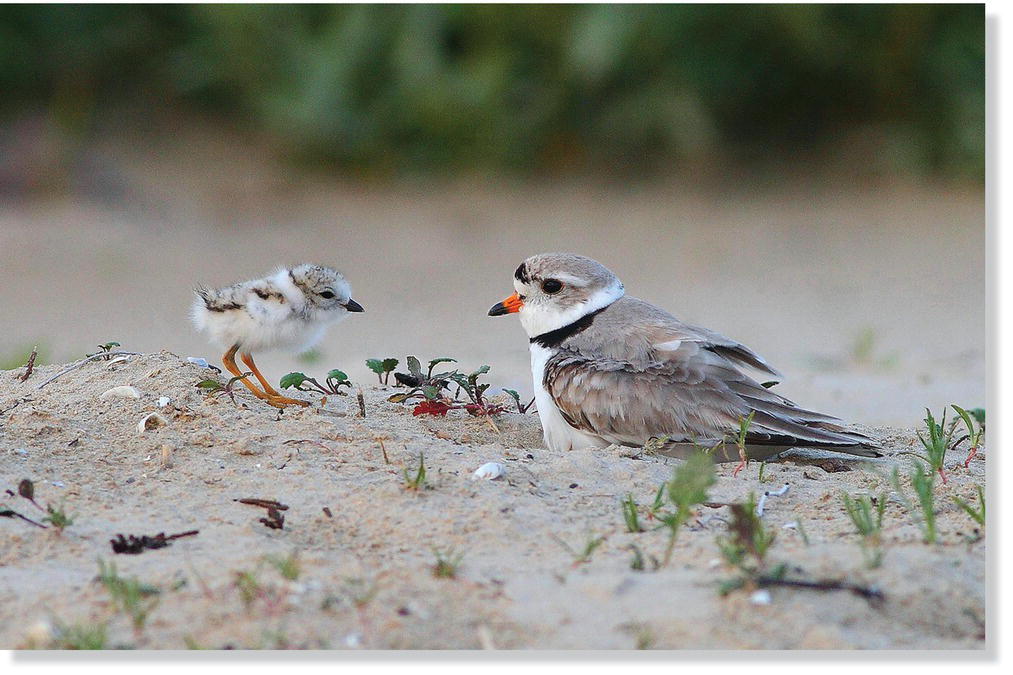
[782,521,799,530]
[100,385,141,400]
[187,357,210,368]
[14,448,28,456]
[157,396,171,408]
[750,589,772,605]
[472,462,505,481]
[51,481,64,488]
[344,633,362,648]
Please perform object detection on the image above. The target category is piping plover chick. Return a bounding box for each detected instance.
[192,264,363,408]
[489,253,878,464]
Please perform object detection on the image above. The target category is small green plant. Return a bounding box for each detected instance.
[552,533,606,567]
[954,485,985,527]
[97,559,160,633]
[917,407,952,484]
[732,411,755,478]
[234,569,262,610]
[87,341,121,360]
[388,357,508,417]
[365,357,399,384]
[716,493,780,594]
[43,501,74,535]
[658,452,715,565]
[431,547,464,578]
[196,372,253,405]
[842,493,887,568]
[621,494,643,533]
[648,482,667,519]
[49,620,108,649]
[403,453,427,490]
[267,551,301,581]
[503,388,535,413]
[951,405,985,468]
[280,369,352,396]
[893,464,938,544]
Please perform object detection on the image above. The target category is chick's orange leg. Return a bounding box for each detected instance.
[240,352,310,407]
[222,345,284,408]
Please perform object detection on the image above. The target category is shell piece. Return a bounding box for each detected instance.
[137,412,167,433]
[106,356,130,368]
[100,385,141,400]
[187,357,210,368]
[750,589,772,606]
[157,396,171,408]
[472,462,505,481]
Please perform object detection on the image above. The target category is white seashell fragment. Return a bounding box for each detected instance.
[750,590,772,605]
[187,357,210,368]
[106,356,130,368]
[137,412,167,433]
[472,462,505,480]
[101,385,140,400]
[14,448,28,456]
[157,396,171,408]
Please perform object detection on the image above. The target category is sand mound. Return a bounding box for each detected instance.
[0,352,985,649]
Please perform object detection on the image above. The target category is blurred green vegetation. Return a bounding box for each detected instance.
[0,4,984,178]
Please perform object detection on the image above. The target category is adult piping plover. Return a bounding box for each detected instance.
[489,253,878,462]
[192,264,363,408]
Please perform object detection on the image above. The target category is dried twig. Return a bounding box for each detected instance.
[36,351,142,390]
[110,530,199,554]
[0,506,47,528]
[18,346,38,382]
[757,575,884,603]
[235,498,289,511]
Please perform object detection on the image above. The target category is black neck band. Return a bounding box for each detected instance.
[530,306,607,348]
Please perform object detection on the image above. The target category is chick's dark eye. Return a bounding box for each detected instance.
[320,291,336,299]
[542,279,563,294]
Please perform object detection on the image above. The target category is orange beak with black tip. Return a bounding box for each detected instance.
[488,292,523,316]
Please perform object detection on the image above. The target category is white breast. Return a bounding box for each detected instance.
[529,343,609,453]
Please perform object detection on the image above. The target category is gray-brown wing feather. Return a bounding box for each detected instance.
[545,339,877,454]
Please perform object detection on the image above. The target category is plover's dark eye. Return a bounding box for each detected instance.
[320,290,336,299]
[541,279,563,294]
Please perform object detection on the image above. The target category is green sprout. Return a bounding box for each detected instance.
[403,453,427,490]
[97,559,160,633]
[916,408,952,484]
[266,551,301,581]
[48,620,108,650]
[196,372,252,405]
[715,493,779,594]
[280,369,352,396]
[431,547,465,578]
[658,452,715,565]
[951,404,985,468]
[893,464,938,544]
[732,411,755,477]
[621,494,643,533]
[503,388,534,413]
[842,493,887,568]
[43,501,74,535]
[87,341,122,360]
[365,358,399,384]
[953,485,985,527]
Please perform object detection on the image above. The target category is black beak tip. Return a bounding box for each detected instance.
[345,299,364,313]
[488,302,507,317]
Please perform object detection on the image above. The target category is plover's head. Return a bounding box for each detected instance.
[289,264,364,316]
[488,253,624,337]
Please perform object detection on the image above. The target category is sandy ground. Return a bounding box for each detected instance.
[0,351,986,650]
